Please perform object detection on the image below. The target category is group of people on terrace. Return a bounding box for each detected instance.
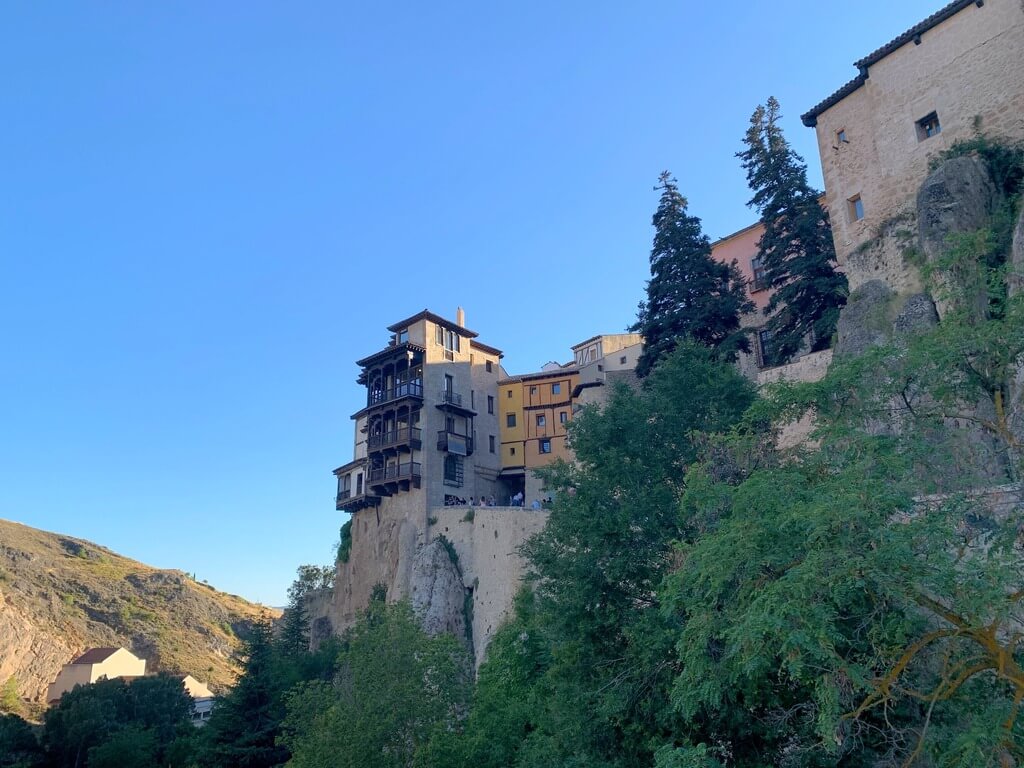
[441,492,552,509]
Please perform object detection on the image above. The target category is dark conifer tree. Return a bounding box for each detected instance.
[632,172,753,377]
[738,97,848,362]
[205,618,290,768]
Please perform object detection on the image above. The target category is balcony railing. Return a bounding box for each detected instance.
[367,427,422,451]
[367,380,423,407]
[368,462,422,483]
[437,430,473,455]
[439,390,463,407]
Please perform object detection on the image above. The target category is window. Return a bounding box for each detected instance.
[486,360,493,372]
[510,446,516,456]
[836,128,848,144]
[489,435,496,453]
[356,473,363,495]
[397,329,408,344]
[470,390,475,408]
[539,439,552,454]
[437,326,461,352]
[916,112,941,141]
[619,356,627,365]
[506,390,512,398]
[487,395,494,414]
[506,413,516,428]
[444,454,463,486]
[848,195,865,222]
[559,411,568,424]
[530,386,537,395]
[551,382,561,395]
[536,414,546,427]
[751,255,768,291]
[759,328,780,368]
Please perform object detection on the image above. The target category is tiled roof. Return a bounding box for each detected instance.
[386,310,479,339]
[801,0,984,126]
[72,648,120,664]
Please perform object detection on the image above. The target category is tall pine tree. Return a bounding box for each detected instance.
[632,172,753,376]
[738,97,847,362]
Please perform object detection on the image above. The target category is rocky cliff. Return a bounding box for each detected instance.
[0,519,276,707]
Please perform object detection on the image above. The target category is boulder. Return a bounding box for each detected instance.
[891,292,939,339]
[409,539,467,643]
[835,280,894,357]
[916,155,999,319]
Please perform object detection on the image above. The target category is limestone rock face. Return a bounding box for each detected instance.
[1010,202,1024,298]
[409,540,467,644]
[916,155,999,319]
[835,280,894,357]
[892,293,939,339]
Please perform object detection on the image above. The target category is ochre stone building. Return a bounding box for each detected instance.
[802,0,1024,290]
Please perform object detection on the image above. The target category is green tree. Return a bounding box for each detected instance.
[434,345,756,767]
[281,600,471,768]
[738,97,847,362]
[87,726,159,768]
[40,674,193,768]
[660,268,1024,765]
[277,566,332,660]
[633,172,754,376]
[0,713,43,768]
[204,618,291,768]
[0,677,21,716]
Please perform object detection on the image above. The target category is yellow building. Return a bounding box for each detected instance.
[498,366,578,504]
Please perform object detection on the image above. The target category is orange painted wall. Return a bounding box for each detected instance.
[709,223,771,311]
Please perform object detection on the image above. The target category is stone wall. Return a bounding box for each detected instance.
[427,507,549,667]
[811,0,1024,288]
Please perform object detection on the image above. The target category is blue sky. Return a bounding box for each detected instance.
[1,1,943,605]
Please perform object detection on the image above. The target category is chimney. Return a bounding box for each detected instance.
[456,306,465,327]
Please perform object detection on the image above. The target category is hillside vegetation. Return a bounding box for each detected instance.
[0,518,277,707]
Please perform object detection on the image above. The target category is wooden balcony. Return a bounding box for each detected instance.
[367,427,422,452]
[366,380,424,409]
[437,430,474,456]
[367,461,423,495]
[335,488,380,512]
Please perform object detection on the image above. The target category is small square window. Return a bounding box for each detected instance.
[530,386,537,395]
[510,446,516,456]
[559,411,568,424]
[551,383,561,395]
[916,112,941,141]
[539,439,552,454]
[487,395,494,414]
[836,128,848,144]
[506,390,512,398]
[536,414,546,427]
[848,195,865,222]
[619,356,627,365]
[506,413,516,428]
[486,360,493,373]
[397,329,408,344]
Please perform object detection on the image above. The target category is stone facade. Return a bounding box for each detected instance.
[804,0,1024,289]
[323,310,557,665]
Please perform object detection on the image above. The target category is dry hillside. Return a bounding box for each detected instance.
[0,518,278,706]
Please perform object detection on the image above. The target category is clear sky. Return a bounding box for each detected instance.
[1,1,944,606]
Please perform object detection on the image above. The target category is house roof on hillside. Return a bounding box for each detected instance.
[801,0,983,126]
[72,648,120,664]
